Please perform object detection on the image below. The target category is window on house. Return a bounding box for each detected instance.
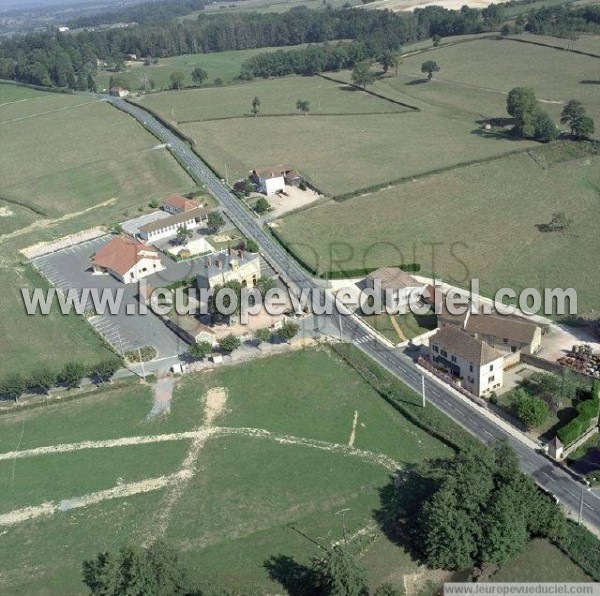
[489,364,494,371]
[489,375,495,383]
[441,349,447,357]
[432,345,439,353]
[451,356,456,363]
[511,346,517,353]
[503,338,508,344]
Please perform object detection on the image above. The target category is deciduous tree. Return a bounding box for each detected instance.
[191,66,208,85]
[421,60,440,81]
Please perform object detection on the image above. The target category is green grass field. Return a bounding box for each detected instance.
[96,45,319,91]
[389,37,600,127]
[491,538,591,582]
[134,74,408,122]
[0,266,115,379]
[0,86,196,223]
[0,348,591,593]
[0,83,199,377]
[276,146,600,315]
[157,74,532,195]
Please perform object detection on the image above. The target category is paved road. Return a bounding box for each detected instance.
[107,96,600,532]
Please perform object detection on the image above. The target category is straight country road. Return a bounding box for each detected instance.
[107,96,600,533]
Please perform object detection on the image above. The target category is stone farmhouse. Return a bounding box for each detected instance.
[366,267,427,312]
[197,248,261,289]
[430,325,505,397]
[109,86,129,98]
[91,236,164,284]
[438,306,542,360]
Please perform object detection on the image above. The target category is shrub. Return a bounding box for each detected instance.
[0,373,27,401]
[218,334,241,353]
[557,383,599,445]
[555,520,600,581]
[60,361,87,389]
[515,392,550,428]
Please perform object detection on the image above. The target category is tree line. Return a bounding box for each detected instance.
[0,5,492,89]
[0,357,122,402]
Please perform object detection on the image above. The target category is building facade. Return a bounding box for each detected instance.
[138,207,210,243]
[91,236,164,284]
[430,325,504,397]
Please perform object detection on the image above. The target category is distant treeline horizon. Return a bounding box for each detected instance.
[0,2,597,90]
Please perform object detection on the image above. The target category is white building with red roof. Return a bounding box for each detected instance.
[91,236,164,284]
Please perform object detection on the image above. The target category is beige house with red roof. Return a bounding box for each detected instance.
[91,236,164,284]
[430,325,504,397]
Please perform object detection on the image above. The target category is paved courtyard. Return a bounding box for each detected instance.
[31,235,189,360]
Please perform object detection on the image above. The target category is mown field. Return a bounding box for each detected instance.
[151,73,533,195]
[95,44,317,91]
[0,85,195,224]
[135,75,408,122]
[387,36,600,127]
[0,83,197,378]
[276,145,600,315]
[0,348,449,593]
[0,348,589,594]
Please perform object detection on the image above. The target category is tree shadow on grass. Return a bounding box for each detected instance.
[373,464,446,563]
[579,79,600,85]
[263,554,317,596]
[405,78,428,85]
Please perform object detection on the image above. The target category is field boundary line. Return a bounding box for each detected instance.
[0,470,190,527]
[506,36,600,60]
[316,73,421,111]
[0,427,400,471]
[0,198,117,244]
[178,110,407,124]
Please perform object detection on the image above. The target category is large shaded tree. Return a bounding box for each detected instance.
[416,440,565,570]
[82,541,191,595]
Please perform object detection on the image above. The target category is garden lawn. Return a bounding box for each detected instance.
[276,148,600,315]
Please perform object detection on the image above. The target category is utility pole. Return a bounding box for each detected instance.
[422,374,426,408]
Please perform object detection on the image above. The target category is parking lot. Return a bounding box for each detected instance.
[31,235,189,360]
[30,234,278,363]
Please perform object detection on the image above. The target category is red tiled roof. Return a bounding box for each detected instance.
[164,195,201,212]
[92,236,160,276]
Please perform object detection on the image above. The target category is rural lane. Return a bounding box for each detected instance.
[106,96,600,533]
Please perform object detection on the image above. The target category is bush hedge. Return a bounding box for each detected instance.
[331,343,479,452]
[554,520,600,581]
[557,381,600,445]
